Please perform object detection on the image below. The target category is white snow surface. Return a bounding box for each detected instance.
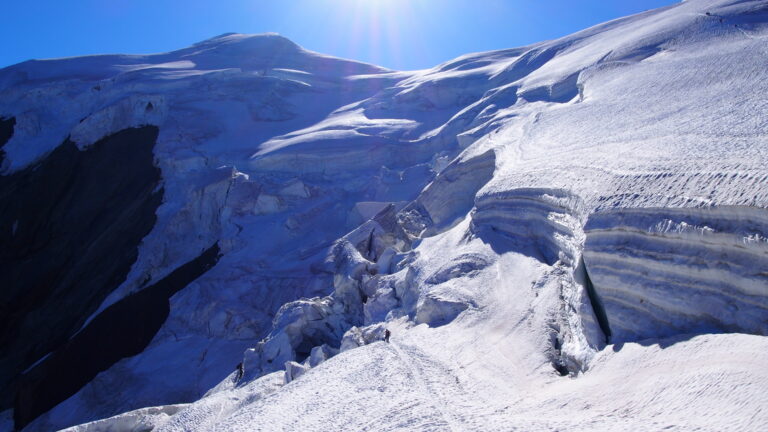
[58,404,188,432]
[2,0,767,430]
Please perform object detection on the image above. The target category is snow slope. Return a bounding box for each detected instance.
[1,0,766,430]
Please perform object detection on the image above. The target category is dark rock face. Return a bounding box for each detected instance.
[0,127,162,413]
[0,116,15,165]
[14,243,222,430]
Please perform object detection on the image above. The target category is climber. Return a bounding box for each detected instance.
[384,329,391,343]
[235,362,244,382]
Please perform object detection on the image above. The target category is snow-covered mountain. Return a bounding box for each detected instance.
[1,0,767,430]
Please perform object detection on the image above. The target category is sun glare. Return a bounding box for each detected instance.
[338,0,423,68]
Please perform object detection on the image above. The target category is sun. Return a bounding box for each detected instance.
[337,0,421,68]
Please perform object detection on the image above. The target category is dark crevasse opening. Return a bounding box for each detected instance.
[14,243,222,430]
[578,256,612,344]
[0,127,162,413]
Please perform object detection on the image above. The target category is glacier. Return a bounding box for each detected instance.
[0,0,767,431]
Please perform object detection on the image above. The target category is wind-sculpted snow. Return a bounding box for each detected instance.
[4,0,768,430]
[583,206,768,343]
[471,188,585,266]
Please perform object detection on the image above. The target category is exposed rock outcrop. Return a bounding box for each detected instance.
[14,243,221,429]
[0,127,163,414]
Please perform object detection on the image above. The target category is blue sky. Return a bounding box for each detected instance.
[2,0,676,70]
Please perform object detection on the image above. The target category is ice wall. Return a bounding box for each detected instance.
[583,206,768,343]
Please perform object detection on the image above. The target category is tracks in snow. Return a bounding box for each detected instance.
[387,339,515,431]
[389,341,462,432]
